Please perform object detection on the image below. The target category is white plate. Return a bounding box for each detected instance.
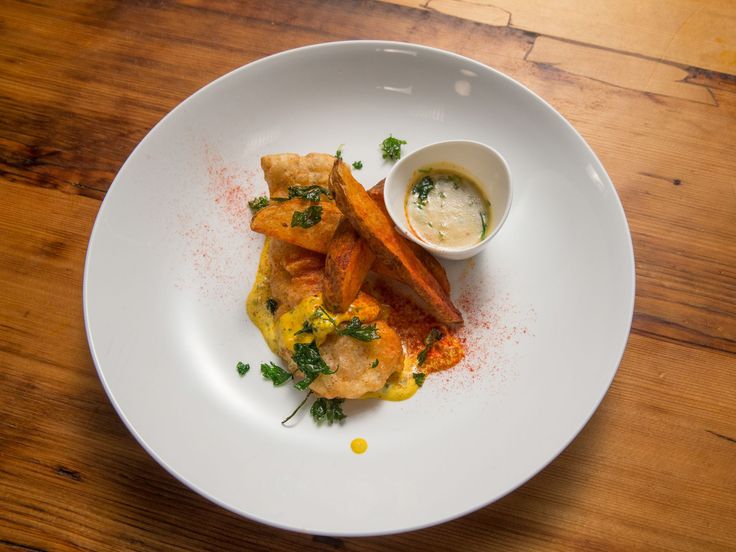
[84,41,634,536]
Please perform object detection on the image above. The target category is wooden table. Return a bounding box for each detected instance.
[2,1,734,550]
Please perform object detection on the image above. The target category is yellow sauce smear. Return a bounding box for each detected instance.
[246,238,278,353]
[351,438,368,454]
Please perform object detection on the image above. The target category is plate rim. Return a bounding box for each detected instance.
[83,39,636,536]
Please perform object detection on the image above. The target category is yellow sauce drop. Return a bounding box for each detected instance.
[351,438,368,454]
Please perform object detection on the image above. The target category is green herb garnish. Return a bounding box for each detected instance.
[292,341,336,390]
[371,359,379,369]
[236,361,250,376]
[287,185,331,202]
[380,135,407,161]
[266,298,278,315]
[412,175,435,206]
[480,211,488,240]
[281,390,313,425]
[337,316,380,341]
[352,160,363,170]
[335,145,344,160]
[291,205,323,228]
[417,328,443,366]
[248,196,269,214]
[260,362,292,386]
[413,372,426,387]
[294,320,314,336]
[310,398,346,425]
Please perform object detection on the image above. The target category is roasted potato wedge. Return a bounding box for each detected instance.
[323,218,376,312]
[261,153,335,197]
[367,180,451,295]
[329,161,463,326]
[250,198,342,254]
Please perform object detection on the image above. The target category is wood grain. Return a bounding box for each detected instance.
[1,0,735,550]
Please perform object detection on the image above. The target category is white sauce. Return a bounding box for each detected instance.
[405,168,490,248]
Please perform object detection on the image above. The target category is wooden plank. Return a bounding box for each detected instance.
[527,36,716,105]
[383,0,736,76]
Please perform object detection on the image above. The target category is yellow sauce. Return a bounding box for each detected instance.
[350,438,368,454]
[362,355,420,401]
[246,238,278,353]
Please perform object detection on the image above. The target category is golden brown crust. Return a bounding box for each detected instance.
[250,198,342,254]
[308,321,404,399]
[260,153,335,197]
[367,180,452,295]
[323,218,376,312]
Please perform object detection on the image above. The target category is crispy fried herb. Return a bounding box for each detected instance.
[380,135,407,161]
[337,316,380,341]
[413,372,426,387]
[287,185,331,202]
[260,362,292,386]
[417,328,443,366]
[248,196,269,214]
[236,361,250,376]
[371,359,379,369]
[291,205,323,228]
[266,298,278,315]
[310,398,346,425]
[292,341,336,391]
[281,391,313,425]
[335,144,344,160]
[412,176,435,207]
[352,160,363,170]
[480,211,488,240]
[294,320,314,336]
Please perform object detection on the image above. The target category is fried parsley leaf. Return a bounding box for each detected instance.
[287,185,331,202]
[248,196,269,213]
[236,361,250,376]
[380,135,407,161]
[292,341,336,390]
[417,327,443,366]
[337,316,380,341]
[260,362,292,386]
[291,205,323,228]
[310,398,346,425]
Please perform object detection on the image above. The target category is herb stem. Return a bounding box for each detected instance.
[281,391,313,425]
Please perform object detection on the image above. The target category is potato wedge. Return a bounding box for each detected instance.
[329,161,463,326]
[261,153,335,197]
[323,218,376,312]
[367,180,451,295]
[250,198,342,254]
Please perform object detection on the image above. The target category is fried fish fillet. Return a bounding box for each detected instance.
[261,153,335,197]
[308,321,403,399]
